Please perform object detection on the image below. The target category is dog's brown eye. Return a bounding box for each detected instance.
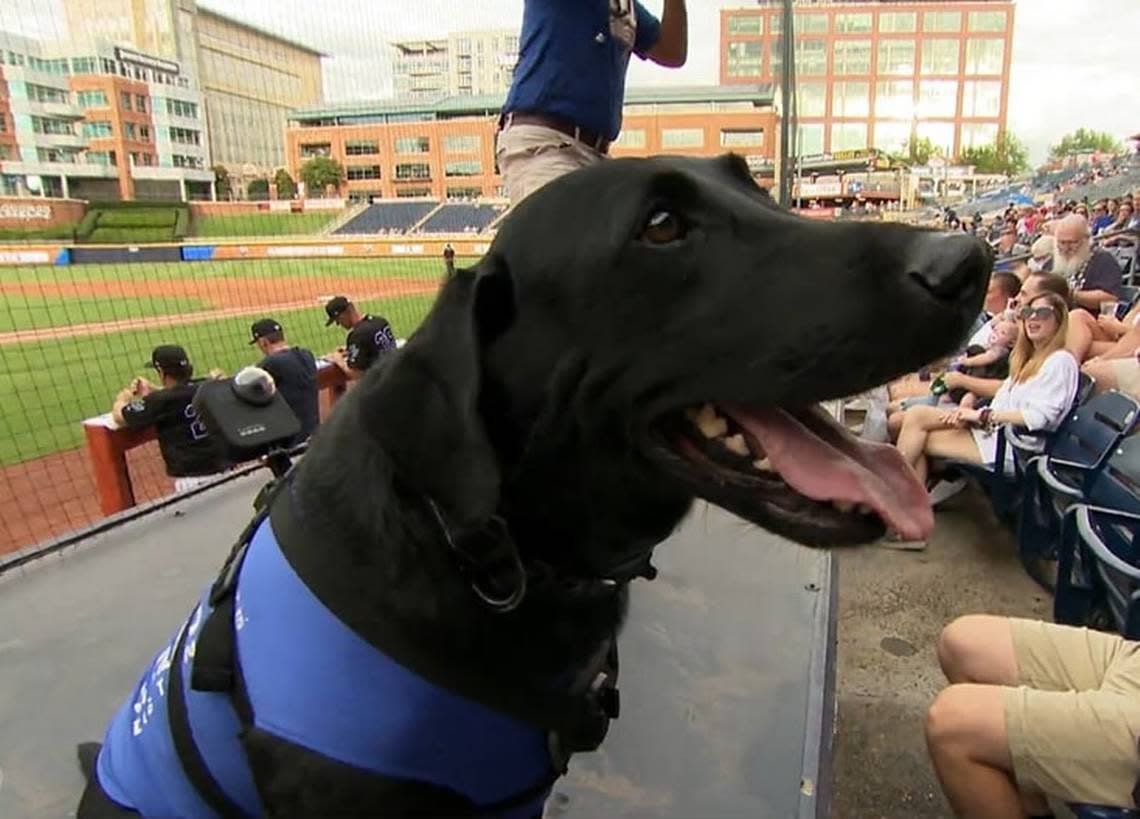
[642,209,685,244]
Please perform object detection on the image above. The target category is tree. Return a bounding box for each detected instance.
[958,131,1029,176]
[887,136,943,168]
[246,177,270,200]
[1048,128,1123,160]
[274,168,297,199]
[212,164,231,200]
[299,156,345,197]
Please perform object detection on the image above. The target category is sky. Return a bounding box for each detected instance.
[3,0,1137,165]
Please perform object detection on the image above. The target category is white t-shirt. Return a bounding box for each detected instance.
[971,350,1080,470]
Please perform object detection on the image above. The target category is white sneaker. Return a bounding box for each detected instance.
[928,478,967,508]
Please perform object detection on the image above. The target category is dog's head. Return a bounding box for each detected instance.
[366,155,989,573]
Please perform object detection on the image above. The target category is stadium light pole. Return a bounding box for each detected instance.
[777,0,796,209]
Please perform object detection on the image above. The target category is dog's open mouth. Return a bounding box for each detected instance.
[656,403,933,546]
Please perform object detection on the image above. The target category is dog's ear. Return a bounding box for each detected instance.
[363,256,515,530]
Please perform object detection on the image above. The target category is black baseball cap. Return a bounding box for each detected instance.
[249,317,283,344]
[324,296,351,326]
[147,344,189,371]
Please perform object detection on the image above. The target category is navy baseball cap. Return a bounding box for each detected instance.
[147,344,189,370]
[324,296,350,326]
[249,317,283,344]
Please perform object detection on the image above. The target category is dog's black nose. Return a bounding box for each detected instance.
[907,234,991,302]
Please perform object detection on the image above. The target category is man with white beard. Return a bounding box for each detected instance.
[1050,213,1123,313]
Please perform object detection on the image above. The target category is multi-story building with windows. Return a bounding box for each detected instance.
[720,1,1014,159]
[286,86,778,201]
[0,31,213,200]
[60,0,325,179]
[392,29,519,101]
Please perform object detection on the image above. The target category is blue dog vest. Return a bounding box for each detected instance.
[96,516,555,817]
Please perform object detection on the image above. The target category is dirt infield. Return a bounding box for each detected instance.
[0,275,441,346]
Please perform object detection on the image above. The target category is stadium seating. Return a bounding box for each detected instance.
[334,201,438,235]
[418,203,506,234]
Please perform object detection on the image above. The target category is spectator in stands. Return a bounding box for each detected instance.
[894,292,1078,505]
[1051,213,1123,312]
[323,296,397,380]
[1090,200,1114,235]
[443,243,456,277]
[110,345,228,493]
[1104,201,1135,234]
[1028,236,1054,273]
[248,318,319,443]
[496,0,688,204]
[926,614,1140,816]
[993,224,1028,259]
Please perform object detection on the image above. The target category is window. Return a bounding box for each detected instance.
[835,13,872,33]
[965,39,1005,75]
[661,128,704,148]
[877,40,916,75]
[396,187,431,198]
[794,13,828,34]
[447,186,482,199]
[168,126,200,145]
[961,81,1002,118]
[916,121,955,155]
[770,39,784,75]
[796,123,824,156]
[875,80,915,119]
[873,121,912,153]
[31,116,74,136]
[86,150,116,166]
[794,40,827,76]
[120,91,132,110]
[166,99,198,119]
[797,82,826,117]
[346,164,381,180]
[923,11,961,33]
[921,39,960,75]
[445,160,481,177]
[831,122,868,152]
[135,94,147,112]
[727,41,762,78]
[917,81,958,117]
[76,89,109,108]
[71,57,99,74]
[300,142,331,158]
[968,11,1007,32]
[720,130,764,148]
[443,134,481,153]
[614,129,646,148]
[140,125,150,141]
[82,120,114,138]
[172,154,204,169]
[961,123,999,149]
[394,162,431,180]
[130,151,153,166]
[727,14,762,35]
[833,40,871,74]
[879,12,916,33]
[395,136,430,154]
[345,140,380,156]
[27,84,70,104]
[123,122,137,140]
[832,81,870,117]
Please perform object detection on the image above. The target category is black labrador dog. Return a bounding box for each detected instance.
[78,154,988,818]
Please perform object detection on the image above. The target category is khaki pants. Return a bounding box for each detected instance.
[1004,618,1140,807]
[495,124,606,206]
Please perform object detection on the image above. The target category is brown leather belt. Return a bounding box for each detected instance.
[499,111,610,155]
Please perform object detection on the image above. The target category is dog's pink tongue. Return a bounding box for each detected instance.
[726,406,933,541]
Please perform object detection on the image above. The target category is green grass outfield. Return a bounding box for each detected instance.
[0,256,462,467]
[192,212,339,237]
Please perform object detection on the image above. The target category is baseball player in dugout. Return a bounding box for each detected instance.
[496,0,688,204]
[110,345,229,493]
[322,296,398,380]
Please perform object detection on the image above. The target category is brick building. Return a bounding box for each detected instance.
[721,0,1014,159]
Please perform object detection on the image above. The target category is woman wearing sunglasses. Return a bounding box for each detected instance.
[894,292,1080,518]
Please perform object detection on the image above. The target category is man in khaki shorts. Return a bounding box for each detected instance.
[496,0,688,205]
[926,614,1140,815]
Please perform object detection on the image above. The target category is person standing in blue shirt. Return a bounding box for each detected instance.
[497,0,688,204]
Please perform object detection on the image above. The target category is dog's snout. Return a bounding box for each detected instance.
[907,234,991,302]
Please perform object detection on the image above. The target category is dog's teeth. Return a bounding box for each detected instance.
[752,457,773,472]
[694,403,728,438]
[856,503,873,515]
[723,434,749,456]
[833,500,855,513]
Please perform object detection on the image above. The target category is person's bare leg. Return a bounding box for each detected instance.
[1066,315,1094,362]
[896,405,948,472]
[937,615,1019,685]
[926,685,1047,819]
[1081,358,1121,393]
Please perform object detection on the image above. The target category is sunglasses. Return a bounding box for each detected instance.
[1019,306,1056,322]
